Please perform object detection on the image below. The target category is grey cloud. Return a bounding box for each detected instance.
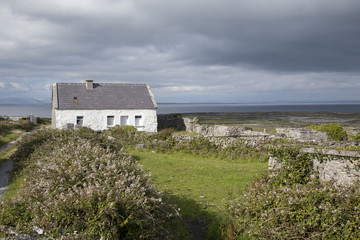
[0,0,359,104]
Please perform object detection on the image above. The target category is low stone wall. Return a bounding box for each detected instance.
[172,134,266,148]
[269,148,360,185]
[182,117,271,138]
[1,115,37,124]
[276,128,328,142]
[158,114,327,142]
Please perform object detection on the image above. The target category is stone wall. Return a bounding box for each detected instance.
[276,128,328,142]
[1,115,37,124]
[269,148,360,185]
[172,134,266,149]
[183,117,269,137]
[157,115,328,142]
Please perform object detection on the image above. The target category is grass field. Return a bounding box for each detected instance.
[0,129,26,165]
[132,150,268,238]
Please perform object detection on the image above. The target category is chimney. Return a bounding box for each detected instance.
[85,79,94,90]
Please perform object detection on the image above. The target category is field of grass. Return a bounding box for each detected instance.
[0,129,25,146]
[132,150,268,238]
[0,129,26,166]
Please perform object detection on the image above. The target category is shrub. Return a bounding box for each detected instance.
[0,120,35,136]
[268,146,314,185]
[154,128,175,140]
[226,176,360,239]
[106,125,146,146]
[307,123,347,141]
[225,146,360,239]
[353,132,360,142]
[1,128,178,239]
[36,117,51,125]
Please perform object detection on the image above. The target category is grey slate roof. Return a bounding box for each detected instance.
[55,83,157,110]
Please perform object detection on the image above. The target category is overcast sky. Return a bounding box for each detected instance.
[0,0,360,104]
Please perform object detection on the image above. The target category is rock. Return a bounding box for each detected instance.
[136,144,145,149]
[107,136,116,141]
[33,226,43,235]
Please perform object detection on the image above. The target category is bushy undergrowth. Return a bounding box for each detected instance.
[353,132,360,142]
[307,123,348,141]
[225,147,360,239]
[0,120,35,136]
[226,177,360,239]
[0,128,178,239]
[107,126,268,162]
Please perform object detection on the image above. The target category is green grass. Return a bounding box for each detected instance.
[132,150,268,238]
[0,129,26,165]
[0,129,25,149]
[173,131,201,137]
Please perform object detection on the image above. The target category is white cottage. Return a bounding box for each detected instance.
[51,80,158,132]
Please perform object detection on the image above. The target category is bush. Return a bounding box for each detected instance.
[36,117,51,125]
[226,176,360,239]
[154,128,175,140]
[307,123,348,141]
[1,128,178,239]
[0,120,35,136]
[225,146,360,239]
[353,132,360,142]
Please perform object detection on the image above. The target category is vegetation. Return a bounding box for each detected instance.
[133,151,268,238]
[2,115,360,239]
[307,123,348,141]
[107,126,268,162]
[36,117,51,125]
[0,120,35,146]
[226,147,360,239]
[0,119,35,136]
[353,132,360,142]
[0,128,180,239]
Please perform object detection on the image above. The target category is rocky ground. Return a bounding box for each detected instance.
[183,112,360,130]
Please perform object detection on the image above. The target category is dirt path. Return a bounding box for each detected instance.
[0,126,40,198]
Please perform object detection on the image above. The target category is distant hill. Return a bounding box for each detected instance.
[0,97,47,104]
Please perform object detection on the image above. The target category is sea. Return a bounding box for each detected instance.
[0,103,360,118]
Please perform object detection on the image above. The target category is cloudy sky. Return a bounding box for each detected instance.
[0,0,360,104]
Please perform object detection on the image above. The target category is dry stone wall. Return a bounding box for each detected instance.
[269,148,360,185]
[276,128,328,142]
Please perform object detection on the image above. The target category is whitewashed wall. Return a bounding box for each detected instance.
[54,109,157,132]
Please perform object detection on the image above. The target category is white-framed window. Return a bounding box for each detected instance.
[135,115,142,126]
[107,115,115,126]
[76,116,83,126]
[120,116,128,126]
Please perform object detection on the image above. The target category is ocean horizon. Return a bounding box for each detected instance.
[0,103,360,118]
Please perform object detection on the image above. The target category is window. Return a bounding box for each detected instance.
[120,116,128,126]
[107,116,114,126]
[135,115,142,126]
[76,116,83,126]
